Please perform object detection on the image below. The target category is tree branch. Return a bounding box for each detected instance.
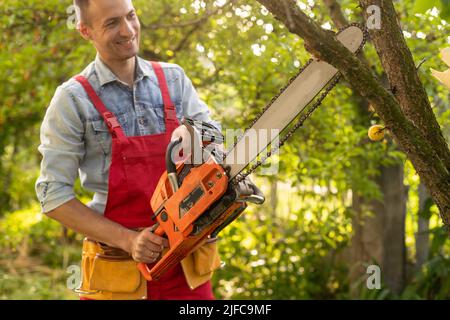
[255,0,450,233]
[323,0,348,29]
[359,0,450,171]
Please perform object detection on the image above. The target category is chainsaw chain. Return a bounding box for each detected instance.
[228,23,368,184]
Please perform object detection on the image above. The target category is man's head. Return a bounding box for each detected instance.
[74,0,140,63]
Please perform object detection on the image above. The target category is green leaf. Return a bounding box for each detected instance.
[413,0,441,13]
[440,0,450,19]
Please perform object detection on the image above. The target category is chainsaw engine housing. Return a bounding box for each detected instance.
[142,153,247,280]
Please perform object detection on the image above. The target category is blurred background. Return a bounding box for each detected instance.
[0,0,449,299]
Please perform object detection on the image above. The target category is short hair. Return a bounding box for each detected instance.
[74,0,91,25]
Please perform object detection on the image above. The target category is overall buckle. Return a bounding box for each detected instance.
[104,112,120,130]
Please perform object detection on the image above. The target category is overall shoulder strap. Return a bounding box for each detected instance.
[74,75,127,142]
[149,62,179,127]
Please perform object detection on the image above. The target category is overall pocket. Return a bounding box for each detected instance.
[122,148,165,199]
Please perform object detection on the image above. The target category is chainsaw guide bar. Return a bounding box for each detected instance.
[225,24,367,181]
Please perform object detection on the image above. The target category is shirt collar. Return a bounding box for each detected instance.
[94,54,151,87]
[136,56,154,81]
[94,54,117,86]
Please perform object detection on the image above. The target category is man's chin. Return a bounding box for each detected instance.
[117,49,139,61]
[123,52,138,60]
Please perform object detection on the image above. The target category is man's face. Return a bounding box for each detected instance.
[80,0,140,62]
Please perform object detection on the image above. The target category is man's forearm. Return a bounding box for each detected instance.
[47,198,136,252]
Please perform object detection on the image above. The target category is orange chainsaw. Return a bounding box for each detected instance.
[137,24,367,281]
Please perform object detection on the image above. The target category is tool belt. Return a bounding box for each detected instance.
[76,237,221,300]
[76,238,147,300]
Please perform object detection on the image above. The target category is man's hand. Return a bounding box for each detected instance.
[171,123,203,164]
[129,227,169,264]
[171,125,192,162]
[46,199,170,264]
[233,174,265,205]
[171,125,191,151]
[236,176,264,196]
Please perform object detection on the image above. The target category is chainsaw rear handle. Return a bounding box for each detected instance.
[166,137,182,193]
[137,223,165,281]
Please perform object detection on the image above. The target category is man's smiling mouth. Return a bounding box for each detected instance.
[117,37,136,46]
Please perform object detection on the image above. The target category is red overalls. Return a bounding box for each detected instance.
[75,61,214,300]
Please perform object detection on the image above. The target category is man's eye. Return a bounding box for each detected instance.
[106,20,117,27]
[128,12,136,19]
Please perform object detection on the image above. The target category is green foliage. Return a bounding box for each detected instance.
[0,204,82,299]
[0,203,82,259]
[413,0,450,19]
[0,270,77,300]
[401,226,450,300]
[213,191,352,299]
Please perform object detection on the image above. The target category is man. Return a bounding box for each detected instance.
[36,0,223,300]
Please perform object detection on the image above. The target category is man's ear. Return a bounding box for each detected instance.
[77,21,92,41]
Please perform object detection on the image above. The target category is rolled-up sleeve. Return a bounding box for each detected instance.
[179,68,222,132]
[35,85,85,213]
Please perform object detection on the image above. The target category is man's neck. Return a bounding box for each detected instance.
[100,55,136,88]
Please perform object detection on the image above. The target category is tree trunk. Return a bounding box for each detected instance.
[350,164,407,295]
[415,182,431,270]
[377,164,407,294]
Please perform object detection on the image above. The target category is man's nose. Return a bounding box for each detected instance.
[119,19,134,37]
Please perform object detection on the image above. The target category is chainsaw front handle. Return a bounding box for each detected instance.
[166,137,182,175]
[166,137,182,193]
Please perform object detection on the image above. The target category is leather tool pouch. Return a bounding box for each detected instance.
[181,238,222,290]
[193,239,221,276]
[77,238,147,300]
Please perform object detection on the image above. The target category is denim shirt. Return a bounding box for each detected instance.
[35,55,221,214]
